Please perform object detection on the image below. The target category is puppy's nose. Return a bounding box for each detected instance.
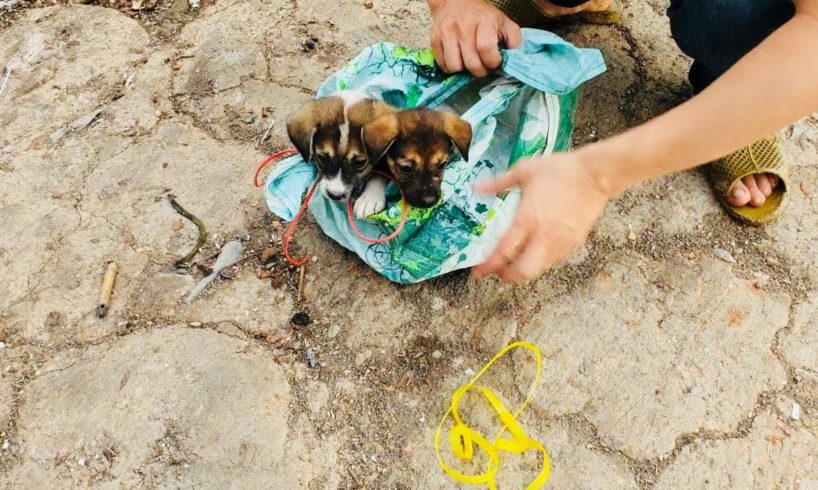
[326,190,345,201]
[418,195,439,207]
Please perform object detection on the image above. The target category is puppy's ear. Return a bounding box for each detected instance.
[286,105,318,161]
[362,113,399,165]
[442,112,472,161]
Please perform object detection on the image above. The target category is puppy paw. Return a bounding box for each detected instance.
[353,177,387,219]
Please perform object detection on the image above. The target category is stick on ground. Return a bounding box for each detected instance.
[168,194,207,268]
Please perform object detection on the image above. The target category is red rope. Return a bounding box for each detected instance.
[254,148,298,188]
[346,170,408,244]
[254,151,409,266]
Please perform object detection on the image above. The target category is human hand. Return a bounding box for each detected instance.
[472,150,612,282]
[429,0,522,77]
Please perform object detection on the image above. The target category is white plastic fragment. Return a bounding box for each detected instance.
[712,247,737,264]
[791,402,801,421]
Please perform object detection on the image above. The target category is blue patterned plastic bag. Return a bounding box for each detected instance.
[264,29,605,284]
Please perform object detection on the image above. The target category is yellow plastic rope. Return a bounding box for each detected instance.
[434,341,551,489]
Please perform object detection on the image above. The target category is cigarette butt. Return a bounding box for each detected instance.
[96,262,119,318]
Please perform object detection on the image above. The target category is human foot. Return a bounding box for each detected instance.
[726,173,781,207]
[707,135,789,226]
[531,0,611,17]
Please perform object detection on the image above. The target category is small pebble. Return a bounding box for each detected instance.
[1,440,8,450]
[311,256,318,263]
[767,256,780,265]
[431,350,442,359]
[355,350,372,367]
[363,0,373,7]
[189,322,202,327]
[172,219,183,231]
[327,324,341,339]
[78,458,86,466]
[305,347,318,368]
[627,230,637,241]
[291,312,310,327]
[712,247,737,264]
[464,368,475,376]
[791,402,801,421]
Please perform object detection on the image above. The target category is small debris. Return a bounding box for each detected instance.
[290,312,310,327]
[257,270,273,279]
[184,240,244,303]
[431,350,443,359]
[189,322,202,327]
[305,347,318,368]
[790,123,808,140]
[168,194,207,269]
[258,117,276,146]
[189,0,199,9]
[1,440,9,450]
[712,247,737,264]
[302,38,318,52]
[78,458,86,466]
[766,256,780,266]
[627,229,637,241]
[70,108,104,131]
[219,268,236,280]
[791,402,801,421]
[102,447,116,464]
[260,246,276,263]
[752,272,770,288]
[172,219,184,231]
[96,262,119,318]
[363,0,373,8]
[311,256,318,263]
[327,324,341,339]
[355,350,372,366]
[464,368,475,377]
[241,112,256,124]
[297,265,306,301]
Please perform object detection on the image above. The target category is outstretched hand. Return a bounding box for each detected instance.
[429,0,522,77]
[472,151,612,282]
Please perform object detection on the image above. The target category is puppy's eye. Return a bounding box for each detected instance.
[397,162,414,176]
[351,156,368,169]
[436,159,450,171]
[314,152,330,163]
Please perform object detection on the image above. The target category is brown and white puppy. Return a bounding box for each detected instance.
[286,92,398,217]
[362,109,472,209]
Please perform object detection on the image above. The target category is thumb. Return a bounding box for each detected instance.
[473,167,523,195]
[500,18,522,49]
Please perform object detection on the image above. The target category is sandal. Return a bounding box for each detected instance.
[707,135,790,226]
[487,0,622,27]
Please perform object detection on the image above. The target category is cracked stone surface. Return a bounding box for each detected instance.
[655,404,818,489]
[1,0,817,487]
[520,252,791,460]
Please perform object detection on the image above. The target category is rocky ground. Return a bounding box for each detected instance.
[1,0,817,488]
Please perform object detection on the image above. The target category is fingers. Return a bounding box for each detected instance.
[472,215,531,278]
[498,233,551,282]
[500,18,522,49]
[473,167,523,195]
[443,35,464,74]
[475,21,502,72]
[459,28,488,77]
[431,29,446,72]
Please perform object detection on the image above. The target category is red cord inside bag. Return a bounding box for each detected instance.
[254,150,408,266]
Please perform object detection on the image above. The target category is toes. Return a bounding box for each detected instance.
[727,181,751,206]
[742,175,766,207]
[756,174,773,197]
[768,174,780,189]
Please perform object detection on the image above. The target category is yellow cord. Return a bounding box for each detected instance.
[434,341,551,489]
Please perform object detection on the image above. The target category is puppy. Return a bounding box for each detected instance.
[362,109,472,209]
[286,93,398,217]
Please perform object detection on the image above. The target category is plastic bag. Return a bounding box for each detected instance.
[264,29,605,284]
